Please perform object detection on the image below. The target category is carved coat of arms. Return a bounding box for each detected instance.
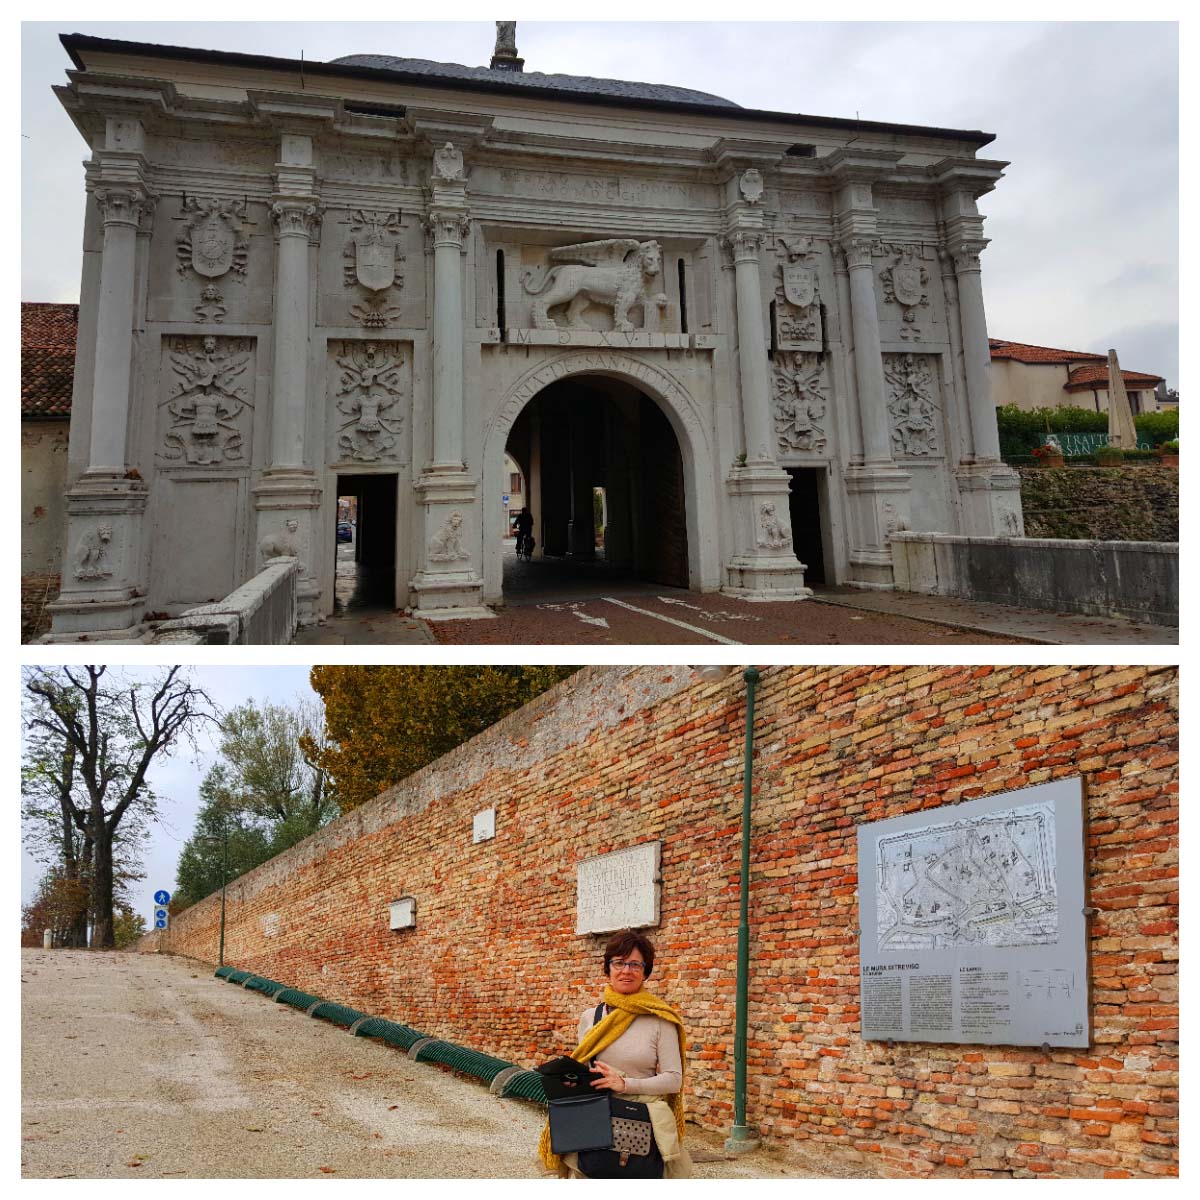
[343,210,405,327]
[176,197,250,280]
[782,262,817,309]
[891,258,925,307]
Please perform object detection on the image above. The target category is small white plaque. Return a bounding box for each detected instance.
[389,897,416,930]
[576,842,661,935]
[473,808,496,843]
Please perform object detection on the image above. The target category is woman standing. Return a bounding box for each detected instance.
[539,929,693,1178]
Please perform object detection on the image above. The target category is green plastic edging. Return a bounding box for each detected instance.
[500,1070,549,1104]
[214,966,236,979]
[414,1040,516,1084]
[352,1016,426,1051]
[310,1001,369,1028]
[275,987,323,1010]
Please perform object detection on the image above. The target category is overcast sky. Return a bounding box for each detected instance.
[21,667,319,927]
[20,17,1178,388]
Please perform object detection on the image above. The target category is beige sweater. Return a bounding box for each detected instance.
[576,1005,683,1096]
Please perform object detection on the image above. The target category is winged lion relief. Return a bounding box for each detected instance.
[520,238,668,333]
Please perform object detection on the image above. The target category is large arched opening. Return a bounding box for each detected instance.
[483,354,718,605]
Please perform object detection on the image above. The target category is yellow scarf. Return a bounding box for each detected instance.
[538,984,687,1175]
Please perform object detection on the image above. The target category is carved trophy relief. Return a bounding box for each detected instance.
[342,210,405,328]
[774,236,823,345]
[756,501,793,552]
[878,242,931,341]
[175,196,252,323]
[885,353,941,457]
[520,239,669,333]
[773,352,828,455]
[161,335,254,466]
[332,340,407,463]
[74,522,114,582]
[428,511,470,563]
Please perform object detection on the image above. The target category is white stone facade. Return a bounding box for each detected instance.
[47,34,1023,636]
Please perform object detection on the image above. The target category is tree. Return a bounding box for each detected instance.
[172,767,271,911]
[301,666,578,812]
[172,700,335,909]
[23,666,215,948]
[112,904,147,949]
[21,867,89,948]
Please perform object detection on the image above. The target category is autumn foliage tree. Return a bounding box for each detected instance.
[301,666,578,813]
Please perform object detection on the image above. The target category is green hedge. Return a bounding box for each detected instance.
[996,405,1178,457]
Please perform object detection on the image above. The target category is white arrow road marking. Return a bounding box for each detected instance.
[601,597,743,645]
[537,603,609,629]
[656,596,762,622]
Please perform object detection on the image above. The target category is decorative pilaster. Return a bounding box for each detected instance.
[410,142,488,617]
[47,122,156,639]
[253,134,324,625]
[827,150,914,589]
[719,171,811,602]
[937,165,1025,537]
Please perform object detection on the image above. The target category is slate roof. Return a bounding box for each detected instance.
[989,338,1106,365]
[1064,364,1164,392]
[22,302,77,419]
[329,53,740,109]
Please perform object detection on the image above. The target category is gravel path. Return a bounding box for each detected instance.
[21,949,833,1179]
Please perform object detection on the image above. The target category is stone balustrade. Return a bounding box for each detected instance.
[151,557,299,644]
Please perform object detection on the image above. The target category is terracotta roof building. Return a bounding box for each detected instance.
[22,302,78,419]
[989,337,1165,414]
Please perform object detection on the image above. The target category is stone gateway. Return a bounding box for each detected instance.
[45,27,1023,637]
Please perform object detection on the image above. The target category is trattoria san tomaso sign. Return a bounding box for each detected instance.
[856,777,1090,1048]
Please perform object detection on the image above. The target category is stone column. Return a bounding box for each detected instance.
[429,207,469,469]
[719,177,810,602]
[938,173,1025,537]
[410,142,486,616]
[843,237,894,467]
[729,228,774,466]
[252,133,323,625]
[87,187,151,476]
[47,122,155,640]
[951,242,1002,462]
[828,155,913,589]
[268,200,320,469]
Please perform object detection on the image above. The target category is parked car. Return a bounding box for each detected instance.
[337,521,354,543]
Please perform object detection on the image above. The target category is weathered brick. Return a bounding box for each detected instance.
[148,664,1176,1180]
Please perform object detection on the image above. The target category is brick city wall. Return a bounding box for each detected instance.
[153,665,1179,1178]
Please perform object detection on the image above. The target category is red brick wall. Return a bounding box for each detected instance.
[155,665,1178,1178]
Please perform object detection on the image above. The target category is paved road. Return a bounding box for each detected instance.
[21,950,830,1180]
[431,588,1022,646]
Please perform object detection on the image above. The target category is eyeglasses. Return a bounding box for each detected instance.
[610,959,647,974]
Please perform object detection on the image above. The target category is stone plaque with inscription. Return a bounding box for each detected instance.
[856,777,1089,1048]
[576,842,661,935]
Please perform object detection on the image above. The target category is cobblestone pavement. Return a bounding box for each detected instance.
[21,949,854,1180]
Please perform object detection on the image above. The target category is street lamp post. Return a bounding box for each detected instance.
[200,822,230,968]
[690,664,762,1153]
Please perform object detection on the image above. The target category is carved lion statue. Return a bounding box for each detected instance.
[522,238,667,333]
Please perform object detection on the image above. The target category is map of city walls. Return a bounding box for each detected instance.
[875,801,1057,953]
[856,779,1090,1049]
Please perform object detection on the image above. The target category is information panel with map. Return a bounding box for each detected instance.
[856,777,1089,1047]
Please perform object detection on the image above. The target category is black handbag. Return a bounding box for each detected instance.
[578,1096,664,1178]
[575,1003,664,1179]
[546,1092,614,1154]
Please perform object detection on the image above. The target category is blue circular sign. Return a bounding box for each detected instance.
[154,908,168,921]
[154,890,171,905]
[155,918,167,929]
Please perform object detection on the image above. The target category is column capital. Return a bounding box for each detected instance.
[835,236,878,271]
[423,208,470,249]
[270,199,322,240]
[947,238,988,274]
[93,185,156,230]
[721,227,765,265]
